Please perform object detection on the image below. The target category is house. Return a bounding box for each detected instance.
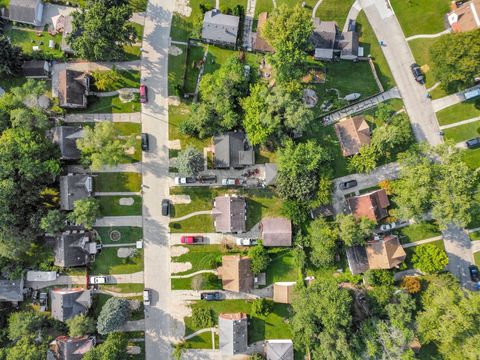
[212,195,247,233]
[59,174,93,211]
[334,115,371,157]
[311,18,337,61]
[61,15,74,54]
[266,339,294,360]
[202,9,240,46]
[337,30,360,60]
[273,282,296,304]
[48,335,96,360]
[6,0,44,26]
[50,288,92,322]
[261,217,292,247]
[213,131,255,169]
[217,255,254,292]
[219,313,248,355]
[22,60,51,79]
[253,12,274,52]
[54,228,97,268]
[0,278,24,303]
[52,126,84,161]
[346,189,390,222]
[346,235,406,274]
[447,0,480,32]
[264,162,278,186]
[58,70,89,109]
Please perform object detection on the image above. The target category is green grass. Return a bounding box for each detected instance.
[94,226,143,245]
[171,245,223,275]
[123,45,142,60]
[70,95,140,114]
[114,122,141,135]
[90,248,143,275]
[315,0,355,30]
[254,0,274,16]
[169,214,215,233]
[204,46,238,74]
[404,240,445,269]
[92,70,141,92]
[94,172,142,192]
[184,45,206,94]
[186,332,219,349]
[171,272,222,290]
[4,27,65,61]
[170,0,215,41]
[462,147,480,170]
[129,0,148,12]
[393,221,441,244]
[436,99,480,126]
[390,0,451,37]
[443,120,480,143]
[469,231,480,241]
[90,293,111,318]
[220,0,248,11]
[168,43,188,96]
[245,188,284,229]
[266,249,299,285]
[98,195,143,216]
[100,283,144,293]
[475,252,480,267]
[131,22,144,39]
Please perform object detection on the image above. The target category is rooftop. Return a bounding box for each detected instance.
[54,228,96,268]
[212,195,247,233]
[59,174,92,211]
[346,189,390,222]
[50,288,92,322]
[218,312,248,355]
[213,131,254,169]
[334,115,370,157]
[261,217,292,247]
[217,255,254,292]
[202,9,240,45]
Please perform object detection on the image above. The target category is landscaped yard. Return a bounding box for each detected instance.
[393,221,441,244]
[98,195,143,216]
[94,172,142,192]
[266,249,299,285]
[443,120,480,143]
[314,0,355,31]
[4,27,65,61]
[436,99,480,126]
[70,95,140,114]
[171,245,223,275]
[403,239,445,269]
[91,70,141,92]
[90,248,143,275]
[94,226,143,245]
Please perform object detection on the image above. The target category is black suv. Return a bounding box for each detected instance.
[466,137,480,149]
[141,133,149,151]
[469,265,480,282]
[410,63,425,84]
[339,180,358,190]
[161,199,170,216]
[200,292,221,301]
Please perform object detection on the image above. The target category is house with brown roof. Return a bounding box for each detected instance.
[273,282,296,304]
[334,115,370,157]
[217,255,254,292]
[58,70,89,109]
[346,235,406,274]
[219,313,248,355]
[346,189,390,222]
[212,195,247,233]
[253,12,274,52]
[48,335,96,360]
[261,217,292,247]
[447,0,480,32]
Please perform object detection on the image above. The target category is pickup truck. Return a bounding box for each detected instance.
[180,235,204,244]
[236,238,257,246]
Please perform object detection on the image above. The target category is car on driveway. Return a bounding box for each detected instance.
[410,63,425,84]
[222,178,239,186]
[469,265,480,282]
[200,292,221,301]
[339,180,357,190]
[143,289,151,305]
[174,177,196,185]
[466,137,480,149]
[90,276,107,285]
[236,238,257,246]
[162,199,170,216]
[380,222,397,232]
[197,174,217,183]
[180,235,204,244]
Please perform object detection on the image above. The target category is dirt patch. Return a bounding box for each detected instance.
[174,0,192,16]
[118,247,135,258]
[168,96,181,106]
[170,195,192,204]
[169,46,183,56]
[119,197,135,205]
[170,245,189,257]
[171,261,192,274]
[169,139,181,150]
[127,346,141,355]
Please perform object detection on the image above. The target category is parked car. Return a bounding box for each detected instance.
[141,133,149,151]
[236,238,257,246]
[197,174,217,183]
[143,289,151,305]
[222,178,239,186]
[410,63,425,84]
[90,276,107,285]
[466,137,480,149]
[380,222,397,232]
[139,84,148,103]
[200,292,221,301]
[469,265,480,282]
[180,235,204,244]
[339,180,358,190]
[162,199,170,216]
[174,177,196,185]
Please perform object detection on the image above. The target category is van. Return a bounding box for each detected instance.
[141,133,149,151]
[139,84,148,103]
[143,289,151,305]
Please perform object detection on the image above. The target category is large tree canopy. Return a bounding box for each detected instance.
[0,36,23,76]
[308,218,337,268]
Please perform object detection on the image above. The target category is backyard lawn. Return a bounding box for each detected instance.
[98,195,143,216]
[393,221,441,244]
[184,45,206,94]
[314,0,355,30]
[70,95,140,114]
[91,70,141,92]
[171,245,223,275]
[94,226,143,245]
[443,120,480,143]
[4,27,64,60]
[390,0,450,37]
[266,249,299,285]
[436,99,480,126]
[90,248,143,275]
[94,172,142,192]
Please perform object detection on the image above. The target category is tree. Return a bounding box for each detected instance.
[261,5,313,81]
[40,209,66,234]
[401,276,421,294]
[348,144,378,173]
[242,83,314,146]
[248,241,269,274]
[276,140,331,202]
[336,214,375,247]
[364,269,394,287]
[0,227,34,260]
[309,218,337,268]
[411,244,448,273]
[430,29,480,92]
[191,306,214,328]
[76,122,135,171]
[281,200,310,226]
[68,2,137,61]
[4,335,47,360]
[251,298,272,316]
[68,198,99,230]
[97,297,130,334]
[84,333,128,360]
[92,66,122,91]
[0,36,23,76]
[176,146,204,177]
[66,314,96,337]
[8,311,47,341]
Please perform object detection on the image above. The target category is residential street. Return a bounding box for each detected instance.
[359,0,442,146]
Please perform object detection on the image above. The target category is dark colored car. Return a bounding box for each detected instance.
[466,137,480,149]
[410,63,425,84]
[339,180,358,190]
[161,199,170,216]
[197,174,217,183]
[200,292,221,301]
[139,84,148,103]
[141,133,149,151]
[180,235,204,244]
[469,265,480,282]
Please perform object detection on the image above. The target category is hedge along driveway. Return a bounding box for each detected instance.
[98,195,143,216]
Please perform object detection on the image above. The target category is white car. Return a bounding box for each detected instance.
[222,178,237,186]
[236,238,257,246]
[143,289,151,305]
[89,276,106,285]
[380,222,397,232]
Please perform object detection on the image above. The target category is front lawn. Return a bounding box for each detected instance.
[70,95,140,114]
[443,120,480,143]
[171,272,222,290]
[4,27,65,61]
[94,226,143,245]
[98,195,143,216]
[100,283,144,294]
[90,248,143,275]
[462,148,480,170]
[94,172,142,192]
[168,43,188,96]
[475,252,480,267]
[169,214,215,233]
[91,70,141,92]
[266,249,300,285]
[314,0,355,31]
[436,99,480,126]
[171,245,223,275]
[393,221,441,244]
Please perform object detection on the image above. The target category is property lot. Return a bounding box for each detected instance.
[436,99,480,126]
[69,95,141,114]
[94,172,142,192]
[171,244,222,276]
[98,195,143,216]
[90,248,143,275]
[443,120,480,143]
[266,248,299,285]
[94,226,143,245]
[91,70,141,92]
[4,26,64,61]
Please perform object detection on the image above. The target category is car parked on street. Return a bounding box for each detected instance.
[180,235,204,244]
[141,133,149,151]
[200,292,221,301]
[469,265,480,282]
[339,180,357,190]
[143,289,151,305]
[139,84,148,103]
[162,199,170,216]
[236,238,257,246]
[466,137,480,149]
[410,63,425,84]
[222,178,239,186]
[197,174,217,183]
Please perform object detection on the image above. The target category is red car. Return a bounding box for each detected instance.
[139,84,148,103]
[180,236,204,244]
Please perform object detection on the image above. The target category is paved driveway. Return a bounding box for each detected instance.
[442,224,474,285]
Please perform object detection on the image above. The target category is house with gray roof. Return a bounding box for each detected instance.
[337,31,360,60]
[50,288,91,322]
[202,9,240,46]
[213,195,246,233]
[60,174,93,211]
[52,126,84,161]
[213,131,255,169]
[312,18,337,61]
[261,217,292,247]
[58,70,89,109]
[5,0,44,26]
[219,313,248,355]
[22,60,51,79]
[0,278,24,303]
[54,228,97,268]
[49,335,96,360]
[266,339,294,360]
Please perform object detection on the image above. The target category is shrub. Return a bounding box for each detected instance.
[364,269,394,287]
[66,314,96,337]
[251,298,272,316]
[401,276,421,294]
[412,244,449,273]
[191,306,214,329]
